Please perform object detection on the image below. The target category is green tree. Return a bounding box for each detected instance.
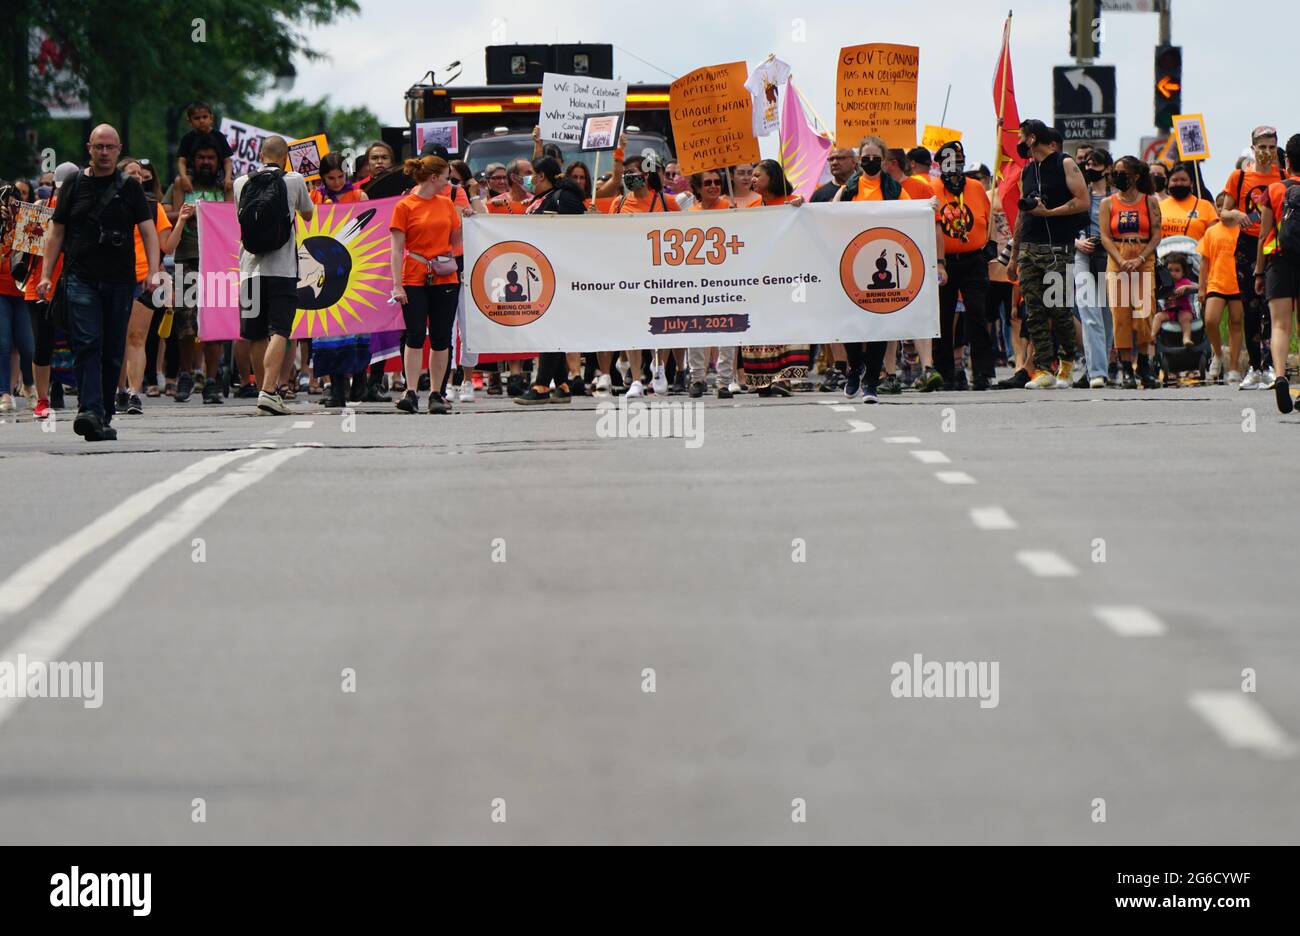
[235,97,381,156]
[1,0,359,178]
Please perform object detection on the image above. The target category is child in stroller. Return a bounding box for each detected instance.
[1162,253,1198,348]
[1154,236,1212,384]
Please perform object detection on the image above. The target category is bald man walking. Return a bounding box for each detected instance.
[40,124,161,441]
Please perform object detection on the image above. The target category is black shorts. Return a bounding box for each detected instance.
[1265,256,1300,303]
[401,283,459,351]
[1205,291,1242,302]
[239,275,297,341]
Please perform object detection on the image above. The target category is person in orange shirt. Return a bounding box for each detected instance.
[486,158,533,215]
[19,162,77,419]
[1220,125,1285,387]
[834,136,947,400]
[728,163,763,209]
[1099,156,1163,389]
[1160,163,1217,241]
[116,157,188,414]
[1197,191,1243,384]
[1254,133,1300,411]
[311,152,369,205]
[931,141,994,390]
[389,154,463,414]
[683,169,738,400]
[903,147,939,200]
[602,153,680,398]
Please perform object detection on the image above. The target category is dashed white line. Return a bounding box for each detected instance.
[251,440,279,448]
[884,436,922,444]
[1093,606,1166,637]
[816,399,843,405]
[291,420,315,429]
[0,448,310,729]
[1015,550,1078,577]
[846,420,875,433]
[0,448,258,620]
[910,450,951,464]
[1189,692,1297,759]
[829,404,856,413]
[970,507,1018,530]
[935,471,976,485]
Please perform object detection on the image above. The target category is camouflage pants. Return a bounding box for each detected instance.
[1020,245,1077,371]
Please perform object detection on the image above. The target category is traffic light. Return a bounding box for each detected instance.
[1154,45,1182,131]
[1070,0,1100,60]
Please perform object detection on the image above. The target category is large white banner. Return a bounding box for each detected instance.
[539,73,628,145]
[463,201,940,353]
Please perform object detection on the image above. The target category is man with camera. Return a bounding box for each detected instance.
[1005,119,1089,388]
[38,124,161,441]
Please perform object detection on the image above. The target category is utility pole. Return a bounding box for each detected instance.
[1158,0,1172,46]
[1074,0,1098,64]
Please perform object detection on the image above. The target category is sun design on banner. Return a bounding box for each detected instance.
[293,206,389,337]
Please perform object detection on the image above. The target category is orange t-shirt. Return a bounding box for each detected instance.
[1161,194,1218,241]
[852,176,913,202]
[1198,222,1241,295]
[731,191,762,209]
[1109,195,1153,239]
[487,192,530,214]
[902,174,934,200]
[310,187,367,204]
[690,197,733,211]
[605,189,681,214]
[1222,167,1284,238]
[932,177,989,255]
[761,193,799,206]
[390,192,462,286]
[132,202,172,284]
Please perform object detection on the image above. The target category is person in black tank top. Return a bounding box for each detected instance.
[1007,119,1090,387]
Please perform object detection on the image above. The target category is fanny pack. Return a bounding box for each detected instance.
[408,250,457,283]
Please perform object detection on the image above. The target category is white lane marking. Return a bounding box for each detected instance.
[291,420,314,429]
[846,420,875,433]
[0,449,258,620]
[884,436,921,444]
[264,426,290,436]
[829,404,856,413]
[1015,550,1079,577]
[294,442,323,448]
[935,471,975,484]
[970,507,1018,531]
[816,399,843,405]
[0,448,309,729]
[252,441,278,448]
[1093,606,1166,636]
[910,450,951,464]
[1189,692,1297,759]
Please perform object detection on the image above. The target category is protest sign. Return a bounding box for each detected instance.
[836,43,920,149]
[670,62,761,175]
[539,73,627,146]
[287,134,329,182]
[221,118,286,177]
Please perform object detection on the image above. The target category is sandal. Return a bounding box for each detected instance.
[146,384,162,398]
[279,384,297,401]
[164,382,176,396]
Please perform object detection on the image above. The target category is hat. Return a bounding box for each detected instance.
[420,140,449,159]
[54,161,80,187]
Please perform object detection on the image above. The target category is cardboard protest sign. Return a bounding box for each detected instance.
[921,125,961,152]
[12,201,54,254]
[540,73,627,146]
[836,44,920,149]
[221,117,285,177]
[669,61,760,175]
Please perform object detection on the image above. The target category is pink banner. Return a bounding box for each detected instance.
[197,196,406,340]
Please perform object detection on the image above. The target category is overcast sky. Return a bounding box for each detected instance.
[266,0,1267,189]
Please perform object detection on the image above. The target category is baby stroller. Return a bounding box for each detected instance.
[1154,235,1211,385]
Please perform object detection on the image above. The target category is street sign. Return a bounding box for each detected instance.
[1053,64,1116,141]
[1100,0,1156,10]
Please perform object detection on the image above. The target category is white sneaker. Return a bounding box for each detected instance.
[650,365,668,396]
[1208,354,1223,382]
[457,383,475,403]
[626,380,645,398]
[1239,367,1262,390]
[1225,370,1242,384]
[1258,367,1277,390]
[727,380,743,394]
[595,373,612,395]
[1089,376,1107,389]
[256,390,289,415]
[1026,370,1057,389]
[617,359,631,383]
[0,394,13,413]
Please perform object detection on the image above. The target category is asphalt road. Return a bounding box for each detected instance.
[1,379,1297,844]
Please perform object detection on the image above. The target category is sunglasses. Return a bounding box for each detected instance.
[701,180,722,187]
[488,174,507,181]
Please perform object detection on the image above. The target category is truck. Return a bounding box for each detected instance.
[397,44,677,183]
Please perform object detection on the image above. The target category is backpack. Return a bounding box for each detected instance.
[1277,179,1300,257]
[238,167,291,254]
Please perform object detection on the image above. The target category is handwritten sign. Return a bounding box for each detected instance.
[669,61,760,175]
[540,73,628,146]
[11,201,54,254]
[836,43,920,149]
[921,125,962,152]
[221,117,286,178]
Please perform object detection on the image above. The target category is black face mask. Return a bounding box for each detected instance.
[861,156,882,176]
[1168,184,1192,201]
[1084,168,1105,183]
[1016,140,1032,160]
[1152,175,1167,192]
[941,172,965,195]
[1113,172,1132,193]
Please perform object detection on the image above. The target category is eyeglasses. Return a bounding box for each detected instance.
[701,180,722,187]
[90,143,120,151]
[488,174,507,181]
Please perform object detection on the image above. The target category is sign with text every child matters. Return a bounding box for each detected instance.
[836,44,920,150]
[670,62,761,176]
[539,73,628,146]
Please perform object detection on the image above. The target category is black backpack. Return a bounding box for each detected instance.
[238,167,291,254]
[1277,179,1300,257]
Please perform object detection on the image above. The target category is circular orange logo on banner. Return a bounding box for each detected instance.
[839,227,925,314]
[470,241,556,327]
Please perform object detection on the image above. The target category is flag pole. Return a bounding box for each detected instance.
[991,10,1013,240]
